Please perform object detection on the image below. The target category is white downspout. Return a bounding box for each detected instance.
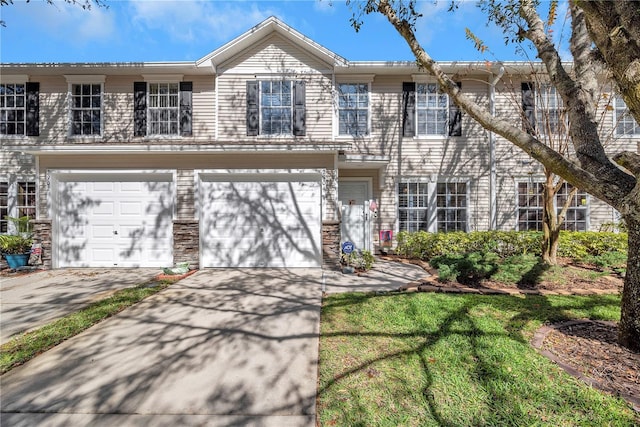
[489,65,505,230]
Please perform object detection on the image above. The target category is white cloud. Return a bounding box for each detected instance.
[128,0,277,44]
[9,0,116,46]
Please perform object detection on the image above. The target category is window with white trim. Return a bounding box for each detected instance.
[398,181,429,232]
[517,181,588,231]
[536,85,566,135]
[260,81,292,135]
[70,83,102,136]
[0,83,25,135]
[0,180,36,234]
[338,83,369,136]
[0,182,8,233]
[148,83,179,135]
[436,182,467,232]
[614,95,640,136]
[517,181,544,231]
[417,83,448,135]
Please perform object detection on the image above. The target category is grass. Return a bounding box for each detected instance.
[0,280,172,374]
[319,292,639,426]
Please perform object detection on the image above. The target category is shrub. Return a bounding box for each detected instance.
[397,230,627,263]
[491,253,543,285]
[341,249,375,271]
[430,252,500,285]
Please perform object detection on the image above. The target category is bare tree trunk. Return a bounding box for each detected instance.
[541,174,559,265]
[620,215,640,352]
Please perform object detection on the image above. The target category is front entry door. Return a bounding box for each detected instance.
[338,180,371,251]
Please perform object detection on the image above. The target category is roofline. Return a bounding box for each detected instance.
[195,16,348,70]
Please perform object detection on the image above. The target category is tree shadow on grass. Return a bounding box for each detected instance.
[318,291,635,426]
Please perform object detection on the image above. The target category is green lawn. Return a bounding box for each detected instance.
[319,292,638,426]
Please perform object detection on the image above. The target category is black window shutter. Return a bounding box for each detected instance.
[179,81,193,137]
[246,81,259,136]
[25,82,39,136]
[402,82,416,137]
[134,82,147,137]
[521,82,536,134]
[293,80,306,136]
[448,82,463,137]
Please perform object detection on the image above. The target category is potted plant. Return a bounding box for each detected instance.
[0,216,33,270]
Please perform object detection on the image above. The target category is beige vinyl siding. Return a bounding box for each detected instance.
[216,73,333,142]
[103,75,134,142]
[191,76,216,140]
[176,169,195,219]
[31,75,67,143]
[219,34,332,74]
[216,33,333,142]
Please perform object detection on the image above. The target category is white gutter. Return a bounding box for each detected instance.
[489,64,505,230]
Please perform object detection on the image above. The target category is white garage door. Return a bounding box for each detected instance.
[55,173,173,268]
[200,174,321,268]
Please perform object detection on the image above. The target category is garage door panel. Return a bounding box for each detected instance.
[56,175,173,268]
[200,175,321,268]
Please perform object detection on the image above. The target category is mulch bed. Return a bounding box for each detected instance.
[532,320,640,411]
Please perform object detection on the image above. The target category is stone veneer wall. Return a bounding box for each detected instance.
[31,219,52,269]
[322,220,341,270]
[173,219,199,270]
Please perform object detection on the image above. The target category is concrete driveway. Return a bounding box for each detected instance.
[1,269,322,427]
[1,268,159,343]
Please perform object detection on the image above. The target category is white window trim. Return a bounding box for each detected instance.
[434,178,470,233]
[66,81,104,139]
[0,176,37,235]
[0,82,28,137]
[258,79,294,137]
[146,82,181,137]
[613,95,640,137]
[335,81,371,138]
[0,75,30,84]
[514,178,590,231]
[414,81,450,138]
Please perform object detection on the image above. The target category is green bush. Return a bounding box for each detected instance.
[397,230,627,262]
[430,252,500,285]
[491,253,543,285]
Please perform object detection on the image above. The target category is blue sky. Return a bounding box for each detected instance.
[0,0,562,64]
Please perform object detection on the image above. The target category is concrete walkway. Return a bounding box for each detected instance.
[1,269,322,427]
[0,268,159,343]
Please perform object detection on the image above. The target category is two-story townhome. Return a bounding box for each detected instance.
[1,17,637,270]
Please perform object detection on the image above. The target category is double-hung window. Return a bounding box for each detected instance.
[0,180,36,234]
[402,81,462,137]
[398,179,468,233]
[133,80,192,137]
[436,182,467,232]
[522,82,567,135]
[70,83,102,136]
[338,83,369,136]
[148,83,179,135]
[517,181,588,231]
[261,81,292,135]
[398,181,429,232]
[0,81,39,136]
[246,80,306,137]
[614,95,640,136]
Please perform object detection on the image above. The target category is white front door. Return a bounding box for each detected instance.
[338,180,371,251]
[200,174,322,268]
[55,173,174,268]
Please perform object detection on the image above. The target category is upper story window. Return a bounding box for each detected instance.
[0,82,39,136]
[522,82,567,136]
[402,81,462,138]
[338,83,369,136]
[517,181,588,231]
[148,83,179,135]
[614,95,640,136]
[261,81,292,135]
[133,81,192,137]
[246,80,306,137]
[70,83,102,136]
